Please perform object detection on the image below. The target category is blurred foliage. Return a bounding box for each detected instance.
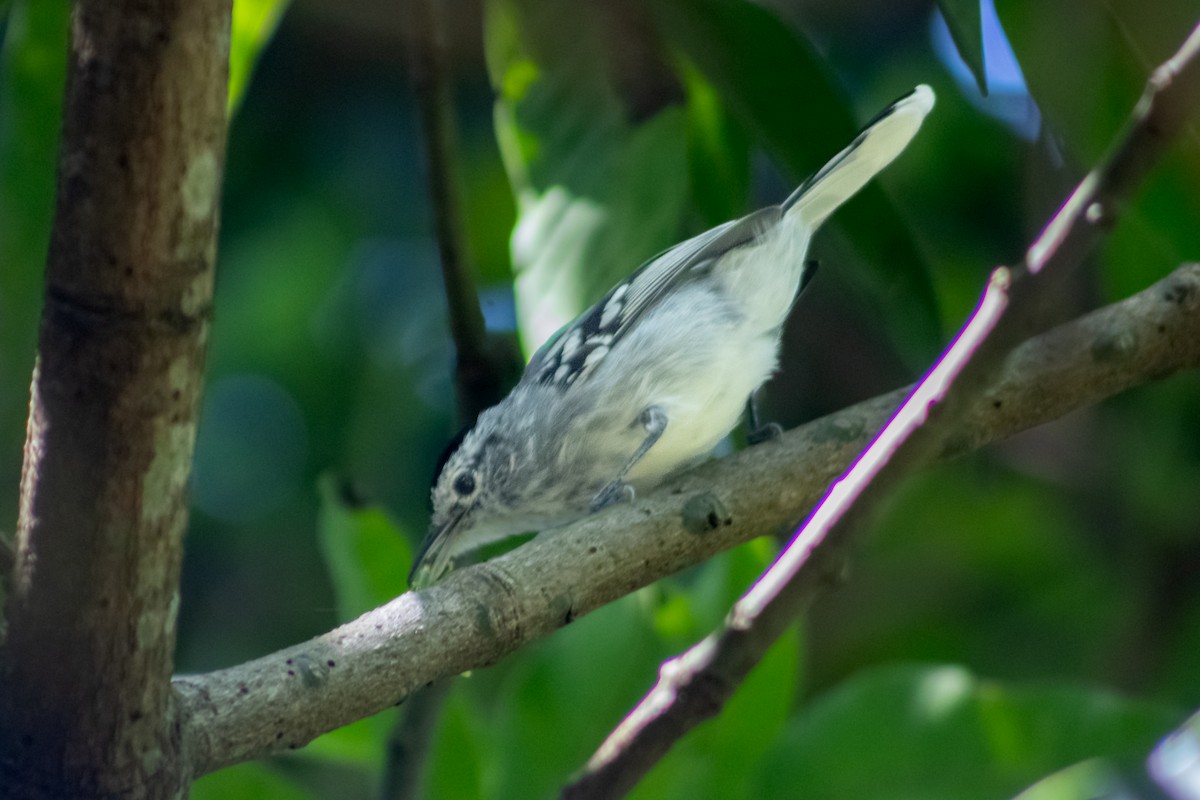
[316,473,412,621]
[0,0,66,498]
[753,663,1180,800]
[486,0,693,352]
[652,0,945,361]
[194,761,318,800]
[490,0,942,363]
[937,0,988,95]
[229,0,291,111]
[3,0,1200,798]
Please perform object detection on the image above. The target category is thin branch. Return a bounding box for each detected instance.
[175,259,1200,777]
[381,679,452,800]
[409,0,511,423]
[563,20,1200,799]
[393,2,503,794]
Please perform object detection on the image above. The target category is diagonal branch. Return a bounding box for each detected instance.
[175,259,1200,777]
[562,19,1200,799]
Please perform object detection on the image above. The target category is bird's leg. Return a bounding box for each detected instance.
[590,405,668,512]
[746,388,783,445]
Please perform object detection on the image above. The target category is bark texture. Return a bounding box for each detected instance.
[0,1,231,797]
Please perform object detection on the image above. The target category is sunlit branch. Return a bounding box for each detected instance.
[562,20,1200,800]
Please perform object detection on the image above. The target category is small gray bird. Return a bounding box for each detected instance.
[411,85,935,587]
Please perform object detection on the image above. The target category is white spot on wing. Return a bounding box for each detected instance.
[600,284,628,328]
[583,345,609,370]
[561,329,583,359]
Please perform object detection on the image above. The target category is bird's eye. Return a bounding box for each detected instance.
[452,472,477,497]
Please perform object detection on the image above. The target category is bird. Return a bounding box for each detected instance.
[410,85,936,587]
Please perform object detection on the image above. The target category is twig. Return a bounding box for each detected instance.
[409,0,509,423]
[562,20,1200,799]
[175,259,1200,777]
[387,1,499,794]
[380,679,452,800]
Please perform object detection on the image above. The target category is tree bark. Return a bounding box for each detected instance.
[0,1,231,797]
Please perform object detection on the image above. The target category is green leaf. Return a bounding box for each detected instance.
[649,0,943,362]
[423,542,800,799]
[680,58,751,227]
[675,537,782,645]
[425,691,486,800]
[307,476,410,770]
[995,0,1136,164]
[753,664,1182,800]
[486,0,692,352]
[937,0,988,95]
[634,624,802,800]
[315,473,412,622]
[1014,759,1139,800]
[0,0,67,433]
[229,0,290,112]
[994,0,1200,299]
[192,762,316,800]
[855,461,1131,687]
[487,0,941,362]
[454,593,670,798]
[633,544,802,800]
[297,709,398,767]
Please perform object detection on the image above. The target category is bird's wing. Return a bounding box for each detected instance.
[526,206,780,389]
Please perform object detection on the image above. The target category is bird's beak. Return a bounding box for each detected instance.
[408,504,469,589]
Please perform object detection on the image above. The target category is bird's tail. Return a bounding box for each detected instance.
[783,85,936,229]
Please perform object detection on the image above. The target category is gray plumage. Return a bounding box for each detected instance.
[411,85,936,587]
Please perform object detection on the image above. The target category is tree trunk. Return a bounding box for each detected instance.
[0,1,231,797]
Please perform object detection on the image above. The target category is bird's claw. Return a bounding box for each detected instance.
[747,421,783,445]
[590,481,635,512]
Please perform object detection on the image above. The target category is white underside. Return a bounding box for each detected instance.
[621,223,810,489]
